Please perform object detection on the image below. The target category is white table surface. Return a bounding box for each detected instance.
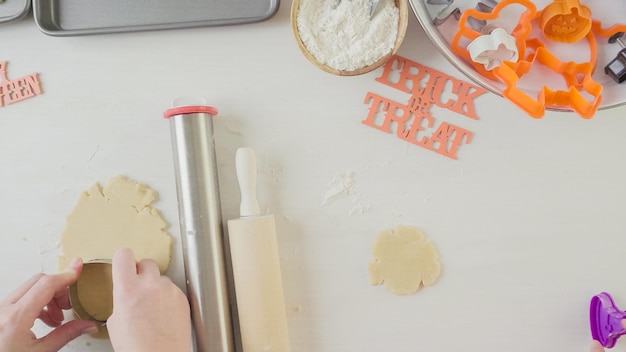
[1,2,625,352]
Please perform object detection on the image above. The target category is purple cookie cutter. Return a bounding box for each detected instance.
[590,292,626,348]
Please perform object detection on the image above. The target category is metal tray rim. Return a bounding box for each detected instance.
[0,0,31,25]
[32,0,280,37]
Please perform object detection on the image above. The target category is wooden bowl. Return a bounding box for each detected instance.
[291,0,409,76]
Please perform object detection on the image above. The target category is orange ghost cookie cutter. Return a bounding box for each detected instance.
[450,0,537,81]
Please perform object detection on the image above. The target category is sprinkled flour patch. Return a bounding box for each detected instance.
[321,172,373,217]
[322,172,358,206]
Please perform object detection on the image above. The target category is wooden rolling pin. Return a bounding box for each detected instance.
[227,147,291,352]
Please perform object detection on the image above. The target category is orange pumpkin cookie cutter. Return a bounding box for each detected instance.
[539,0,592,44]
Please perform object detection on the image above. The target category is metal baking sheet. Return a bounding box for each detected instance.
[32,0,279,36]
[0,0,30,24]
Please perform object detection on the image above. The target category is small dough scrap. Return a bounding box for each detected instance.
[368,225,440,295]
[59,176,172,273]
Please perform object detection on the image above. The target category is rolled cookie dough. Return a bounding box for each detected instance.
[368,225,440,295]
[59,176,172,273]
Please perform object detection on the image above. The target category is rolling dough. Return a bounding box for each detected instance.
[368,225,440,295]
[59,176,172,273]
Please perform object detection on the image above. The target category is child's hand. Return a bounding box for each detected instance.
[107,248,192,352]
[591,340,606,352]
[0,258,98,352]
[590,318,626,351]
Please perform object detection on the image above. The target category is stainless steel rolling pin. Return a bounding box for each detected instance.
[164,97,234,352]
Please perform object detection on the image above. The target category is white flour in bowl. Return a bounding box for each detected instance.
[296,0,399,71]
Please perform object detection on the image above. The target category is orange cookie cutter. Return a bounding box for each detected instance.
[539,0,592,43]
[592,21,626,39]
[451,0,604,118]
[493,30,601,118]
[450,0,537,81]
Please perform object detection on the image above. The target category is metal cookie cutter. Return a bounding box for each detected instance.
[493,33,602,118]
[69,259,113,327]
[428,0,499,27]
[467,0,518,71]
[591,21,626,84]
[427,0,461,26]
[590,292,626,348]
[604,32,626,84]
[451,0,536,80]
[539,0,592,44]
[466,0,499,31]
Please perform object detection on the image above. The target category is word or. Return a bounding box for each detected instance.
[362,55,486,159]
[0,61,42,107]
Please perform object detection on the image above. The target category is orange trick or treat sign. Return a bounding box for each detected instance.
[362,55,487,160]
